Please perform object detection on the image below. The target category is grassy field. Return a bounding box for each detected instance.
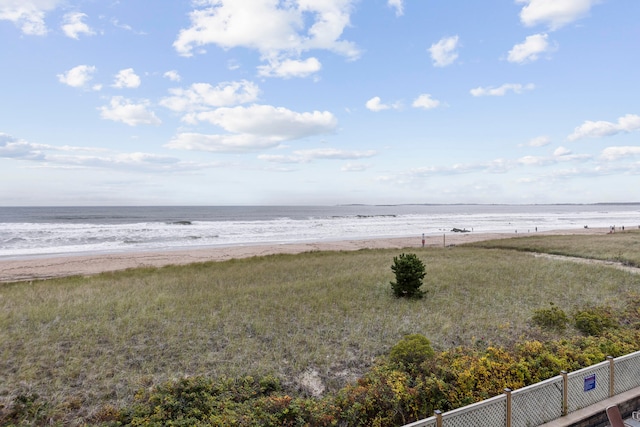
[467,229,640,267]
[1,231,639,422]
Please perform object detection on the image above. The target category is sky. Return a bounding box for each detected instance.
[1,0,639,206]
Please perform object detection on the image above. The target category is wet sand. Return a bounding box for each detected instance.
[0,227,608,283]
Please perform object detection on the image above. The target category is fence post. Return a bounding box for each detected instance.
[505,388,512,427]
[608,355,615,397]
[435,409,443,427]
[561,370,568,416]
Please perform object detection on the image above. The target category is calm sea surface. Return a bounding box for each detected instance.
[0,205,638,259]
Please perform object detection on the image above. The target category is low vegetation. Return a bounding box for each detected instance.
[467,229,640,267]
[532,303,569,331]
[1,231,639,425]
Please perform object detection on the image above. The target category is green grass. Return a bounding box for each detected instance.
[1,232,639,423]
[465,229,640,267]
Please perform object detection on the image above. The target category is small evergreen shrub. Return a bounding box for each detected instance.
[573,307,617,336]
[532,304,569,331]
[390,253,426,299]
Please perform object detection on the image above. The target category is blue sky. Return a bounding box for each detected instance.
[1,0,638,206]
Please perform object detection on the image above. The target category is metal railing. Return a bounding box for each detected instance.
[404,350,640,427]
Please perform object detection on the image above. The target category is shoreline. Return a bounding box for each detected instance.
[0,227,610,283]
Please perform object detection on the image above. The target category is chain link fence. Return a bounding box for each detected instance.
[403,350,640,427]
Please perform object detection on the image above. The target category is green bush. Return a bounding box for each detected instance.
[334,364,445,426]
[390,253,426,299]
[105,326,640,426]
[0,392,49,426]
[532,304,569,331]
[573,307,617,336]
[120,375,284,426]
[389,334,435,369]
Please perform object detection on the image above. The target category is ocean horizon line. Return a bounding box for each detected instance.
[2,204,638,258]
[1,201,640,208]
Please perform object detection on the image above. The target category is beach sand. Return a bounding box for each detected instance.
[0,227,609,283]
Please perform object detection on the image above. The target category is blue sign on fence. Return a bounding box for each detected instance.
[584,374,596,391]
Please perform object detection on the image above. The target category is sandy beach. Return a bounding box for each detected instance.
[0,227,610,283]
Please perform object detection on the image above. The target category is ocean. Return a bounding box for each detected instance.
[0,204,638,259]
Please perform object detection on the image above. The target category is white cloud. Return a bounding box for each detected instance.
[57,65,98,89]
[526,136,551,147]
[518,155,549,166]
[0,133,45,160]
[163,70,181,82]
[365,96,390,112]
[428,35,459,67]
[61,12,94,39]
[388,0,404,16]
[568,114,640,141]
[83,152,190,171]
[340,162,371,172]
[365,96,401,112]
[167,104,337,152]
[227,59,241,71]
[390,160,506,180]
[293,148,376,160]
[0,0,63,35]
[112,68,141,89]
[600,146,640,161]
[257,154,302,164]
[110,18,146,35]
[470,83,535,97]
[257,57,322,78]
[160,80,260,113]
[52,152,178,171]
[0,133,204,172]
[519,147,591,164]
[195,105,337,139]
[380,149,605,190]
[259,148,376,164]
[173,0,360,71]
[507,33,551,63]
[412,94,440,109]
[517,0,596,30]
[554,146,572,157]
[0,133,86,159]
[99,97,161,126]
[111,19,132,32]
[167,133,283,153]
[554,148,592,162]
[342,162,369,172]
